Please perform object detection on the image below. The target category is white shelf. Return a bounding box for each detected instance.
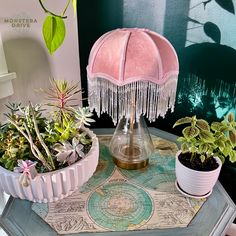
[0,72,16,82]
[0,72,16,99]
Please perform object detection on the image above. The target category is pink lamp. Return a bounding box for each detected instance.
[87,28,179,169]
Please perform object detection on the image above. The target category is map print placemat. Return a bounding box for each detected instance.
[32,135,205,234]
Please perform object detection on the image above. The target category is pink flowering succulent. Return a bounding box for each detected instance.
[14,160,37,187]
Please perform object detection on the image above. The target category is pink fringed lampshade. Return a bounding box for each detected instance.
[87,28,179,123]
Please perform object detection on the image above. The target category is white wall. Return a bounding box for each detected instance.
[0,0,81,121]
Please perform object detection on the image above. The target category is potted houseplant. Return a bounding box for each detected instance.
[0,79,99,203]
[173,113,236,197]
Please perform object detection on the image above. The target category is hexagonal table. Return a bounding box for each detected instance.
[0,128,235,236]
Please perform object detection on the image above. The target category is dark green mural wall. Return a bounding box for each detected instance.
[78,0,236,134]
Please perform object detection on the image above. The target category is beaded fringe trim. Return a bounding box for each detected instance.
[88,76,178,124]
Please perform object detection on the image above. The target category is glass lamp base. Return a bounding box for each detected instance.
[109,116,154,170]
[113,156,149,170]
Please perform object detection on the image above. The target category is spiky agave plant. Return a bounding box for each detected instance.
[42,78,82,123]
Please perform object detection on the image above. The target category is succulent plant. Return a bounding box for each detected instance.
[75,107,95,129]
[14,160,37,187]
[0,114,31,171]
[42,78,81,123]
[52,137,85,165]
[0,79,95,184]
[173,113,236,164]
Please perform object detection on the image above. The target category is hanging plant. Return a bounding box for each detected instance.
[38,0,77,55]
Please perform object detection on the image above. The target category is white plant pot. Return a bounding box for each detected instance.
[0,128,99,203]
[175,150,222,197]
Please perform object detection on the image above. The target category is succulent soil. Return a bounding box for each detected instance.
[178,152,219,171]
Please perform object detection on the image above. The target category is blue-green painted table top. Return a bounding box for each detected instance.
[0,128,235,236]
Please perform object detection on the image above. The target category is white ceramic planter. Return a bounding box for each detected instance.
[175,150,222,197]
[0,128,99,203]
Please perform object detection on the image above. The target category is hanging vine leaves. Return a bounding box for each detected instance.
[43,15,66,55]
[203,21,221,43]
[72,0,77,16]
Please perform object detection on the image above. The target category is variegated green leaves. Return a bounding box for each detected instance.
[173,113,236,163]
[182,126,199,139]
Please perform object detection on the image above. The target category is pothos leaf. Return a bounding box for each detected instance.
[72,0,77,16]
[42,15,66,55]
[182,126,199,139]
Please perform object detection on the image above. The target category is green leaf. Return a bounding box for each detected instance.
[199,130,214,142]
[199,143,209,153]
[177,137,186,143]
[10,147,18,154]
[227,113,235,123]
[214,140,225,151]
[5,160,14,170]
[211,122,221,131]
[42,15,66,55]
[190,146,198,153]
[222,145,232,157]
[216,153,225,164]
[229,130,236,145]
[54,124,63,133]
[196,119,210,131]
[72,0,77,16]
[229,150,236,163]
[200,155,206,163]
[173,117,192,128]
[182,126,199,139]
[181,143,189,153]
